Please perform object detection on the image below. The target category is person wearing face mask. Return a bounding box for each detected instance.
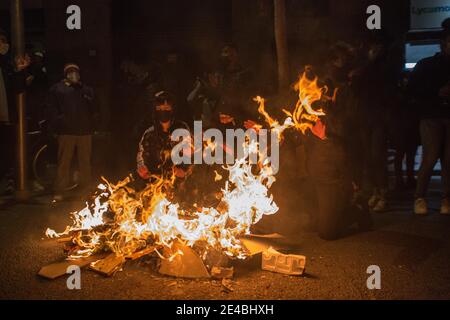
[187,67,224,129]
[136,91,192,185]
[0,29,30,196]
[47,63,96,201]
[408,23,450,215]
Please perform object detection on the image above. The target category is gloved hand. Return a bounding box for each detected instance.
[137,166,150,180]
[311,119,326,140]
[243,119,262,133]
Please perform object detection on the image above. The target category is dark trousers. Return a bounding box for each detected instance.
[415,118,450,199]
[390,112,419,181]
[56,135,92,191]
[362,125,388,192]
[394,145,418,180]
[391,126,419,181]
[306,137,361,240]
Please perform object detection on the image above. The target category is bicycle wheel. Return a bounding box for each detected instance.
[32,144,78,191]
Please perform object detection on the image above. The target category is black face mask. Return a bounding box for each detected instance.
[156,110,173,123]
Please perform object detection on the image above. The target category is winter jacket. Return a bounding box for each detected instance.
[0,53,27,122]
[352,59,397,127]
[46,80,95,135]
[407,53,450,119]
[136,120,191,179]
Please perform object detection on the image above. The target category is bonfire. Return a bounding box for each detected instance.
[44,71,327,278]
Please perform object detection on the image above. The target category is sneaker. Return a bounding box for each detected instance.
[373,198,387,212]
[368,194,380,208]
[441,198,450,215]
[52,194,64,203]
[33,180,45,192]
[414,198,428,215]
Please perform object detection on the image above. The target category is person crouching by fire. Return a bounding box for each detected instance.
[136,91,192,196]
[48,63,96,202]
[305,55,372,240]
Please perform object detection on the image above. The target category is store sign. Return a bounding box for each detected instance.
[411,0,450,30]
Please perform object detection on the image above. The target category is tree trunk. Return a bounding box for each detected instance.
[274,0,289,91]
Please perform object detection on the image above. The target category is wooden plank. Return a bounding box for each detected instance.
[241,238,270,255]
[248,233,285,239]
[56,236,73,243]
[240,234,287,256]
[211,266,234,279]
[90,253,125,277]
[63,243,81,256]
[38,255,101,280]
[126,245,161,260]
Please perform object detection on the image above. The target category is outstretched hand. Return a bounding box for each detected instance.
[15,54,31,72]
[243,120,262,133]
[219,113,235,125]
[311,119,326,140]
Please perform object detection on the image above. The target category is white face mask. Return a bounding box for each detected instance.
[0,42,9,55]
[66,71,80,84]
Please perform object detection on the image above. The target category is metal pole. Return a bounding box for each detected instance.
[11,0,29,200]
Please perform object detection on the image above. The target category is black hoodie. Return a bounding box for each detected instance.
[408,52,450,119]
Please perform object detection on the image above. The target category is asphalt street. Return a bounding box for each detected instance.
[0,180,449,300]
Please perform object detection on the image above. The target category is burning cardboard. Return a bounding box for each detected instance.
[38,254,105,280]
[240,233,286,255]
[159,241,210,279]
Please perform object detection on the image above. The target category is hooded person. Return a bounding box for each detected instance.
[187,67,224,129]
[47,63,96,200]
[408,25,450,215]
[136,90,192,184]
